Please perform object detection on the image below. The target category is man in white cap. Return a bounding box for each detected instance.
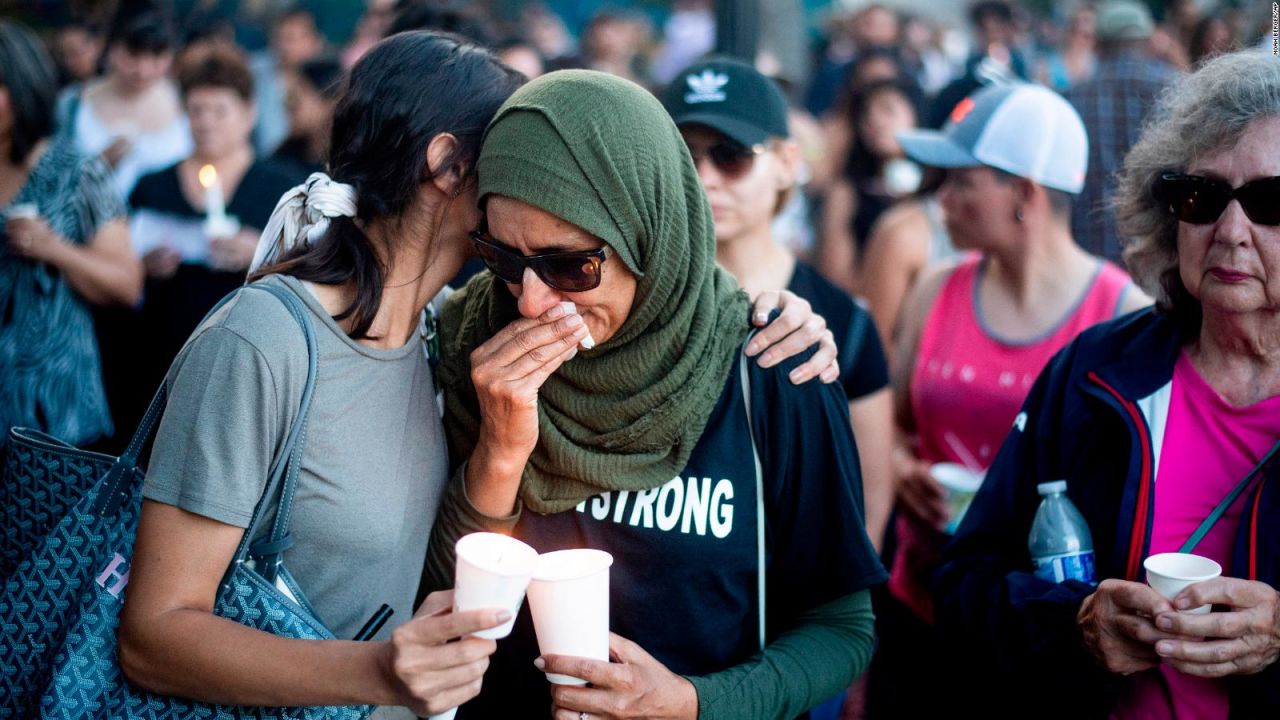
[1066,0,1179,264]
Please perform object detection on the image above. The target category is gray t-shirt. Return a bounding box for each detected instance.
[144,274,446,719]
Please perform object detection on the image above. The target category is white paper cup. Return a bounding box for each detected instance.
[5,203,38,220]
[426,709,457,720]
[1144,552,1222,614]
[453,532,538,640]
[931,463,985,534]
[527,549,613,685]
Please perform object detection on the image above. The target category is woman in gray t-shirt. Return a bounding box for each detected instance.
[118,33,523,719]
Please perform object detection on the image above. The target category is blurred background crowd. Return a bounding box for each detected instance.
[6,0,1274,453]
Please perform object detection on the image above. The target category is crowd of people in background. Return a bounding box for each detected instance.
[4,0,1280,718]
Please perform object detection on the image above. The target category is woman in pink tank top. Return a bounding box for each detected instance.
[893,252,1134,620]
[864,82,1150,717]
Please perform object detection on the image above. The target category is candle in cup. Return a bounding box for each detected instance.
[453,532,538,640]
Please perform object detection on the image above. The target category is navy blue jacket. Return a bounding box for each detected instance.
[934,308,1280,718]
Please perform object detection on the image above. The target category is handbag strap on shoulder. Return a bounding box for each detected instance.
[225,282,320,587]
[90,288,246,517]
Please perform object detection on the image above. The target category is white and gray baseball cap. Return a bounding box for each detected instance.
[896,83,1089,194]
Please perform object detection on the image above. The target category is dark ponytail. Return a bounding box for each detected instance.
[253,31,524,339]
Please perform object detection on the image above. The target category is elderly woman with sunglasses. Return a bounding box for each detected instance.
[427,70,885,720]
[933,50,1280,718]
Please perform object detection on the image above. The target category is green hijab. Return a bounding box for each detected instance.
[439,70,752,515]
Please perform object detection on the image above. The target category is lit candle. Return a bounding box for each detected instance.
[198,164,227,227]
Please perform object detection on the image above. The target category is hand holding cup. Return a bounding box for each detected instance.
[930,463,985,534]
[453,532,538,640]
[1152,576,1280,678]
[385,590,506,717]
[1144,553,1222,614]
[527,549,614,685]
[5,209,61,261]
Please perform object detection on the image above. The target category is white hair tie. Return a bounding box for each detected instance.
[248,172,359,274]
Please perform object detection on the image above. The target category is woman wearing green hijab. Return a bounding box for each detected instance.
[429,70,884,720]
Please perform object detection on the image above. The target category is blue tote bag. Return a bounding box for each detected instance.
[0,283,371,720]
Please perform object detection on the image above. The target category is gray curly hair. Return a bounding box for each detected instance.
[1115,49,1280,322]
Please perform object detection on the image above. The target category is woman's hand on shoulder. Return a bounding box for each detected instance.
[746,289,839,385]
[1152,577,1280,677]
[382,590,508,716]
[544,633,698,720]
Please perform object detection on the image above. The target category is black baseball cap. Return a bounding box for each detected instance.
[662,57,790,147]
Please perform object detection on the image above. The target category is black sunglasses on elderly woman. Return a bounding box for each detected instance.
[470,230,609,292]
[1154,172,1280,226]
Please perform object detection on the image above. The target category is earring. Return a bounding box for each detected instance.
[1014,208,1025,223]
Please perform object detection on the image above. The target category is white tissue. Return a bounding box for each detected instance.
[557,302,595,350]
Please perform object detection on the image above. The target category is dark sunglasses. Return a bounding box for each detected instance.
[685,140,767,180]
[1154,172,1280,226]
[470,231,609,292]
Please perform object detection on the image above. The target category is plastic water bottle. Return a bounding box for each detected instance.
[1028,480,1096,584]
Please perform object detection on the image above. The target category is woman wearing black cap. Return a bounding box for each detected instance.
[662,57,895,553]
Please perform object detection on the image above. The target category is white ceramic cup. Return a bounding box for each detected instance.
[931,462,985,534]
[1144,552,1222,614]
[526,549,613,685]
[453,532,539,640]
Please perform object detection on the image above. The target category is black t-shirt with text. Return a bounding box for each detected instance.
[461,345,887,718]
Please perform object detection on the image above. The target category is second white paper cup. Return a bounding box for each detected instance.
[931,462,985,534]
[527,549,613,685]
[453,532,538,639]
[5,203,38,220]
[1144,552,1222,614]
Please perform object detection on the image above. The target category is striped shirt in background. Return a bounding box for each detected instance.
[0,139,126,447]
[1066,51,1178,264]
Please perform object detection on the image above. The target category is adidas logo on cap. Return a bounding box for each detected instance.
[684,69,728,104]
